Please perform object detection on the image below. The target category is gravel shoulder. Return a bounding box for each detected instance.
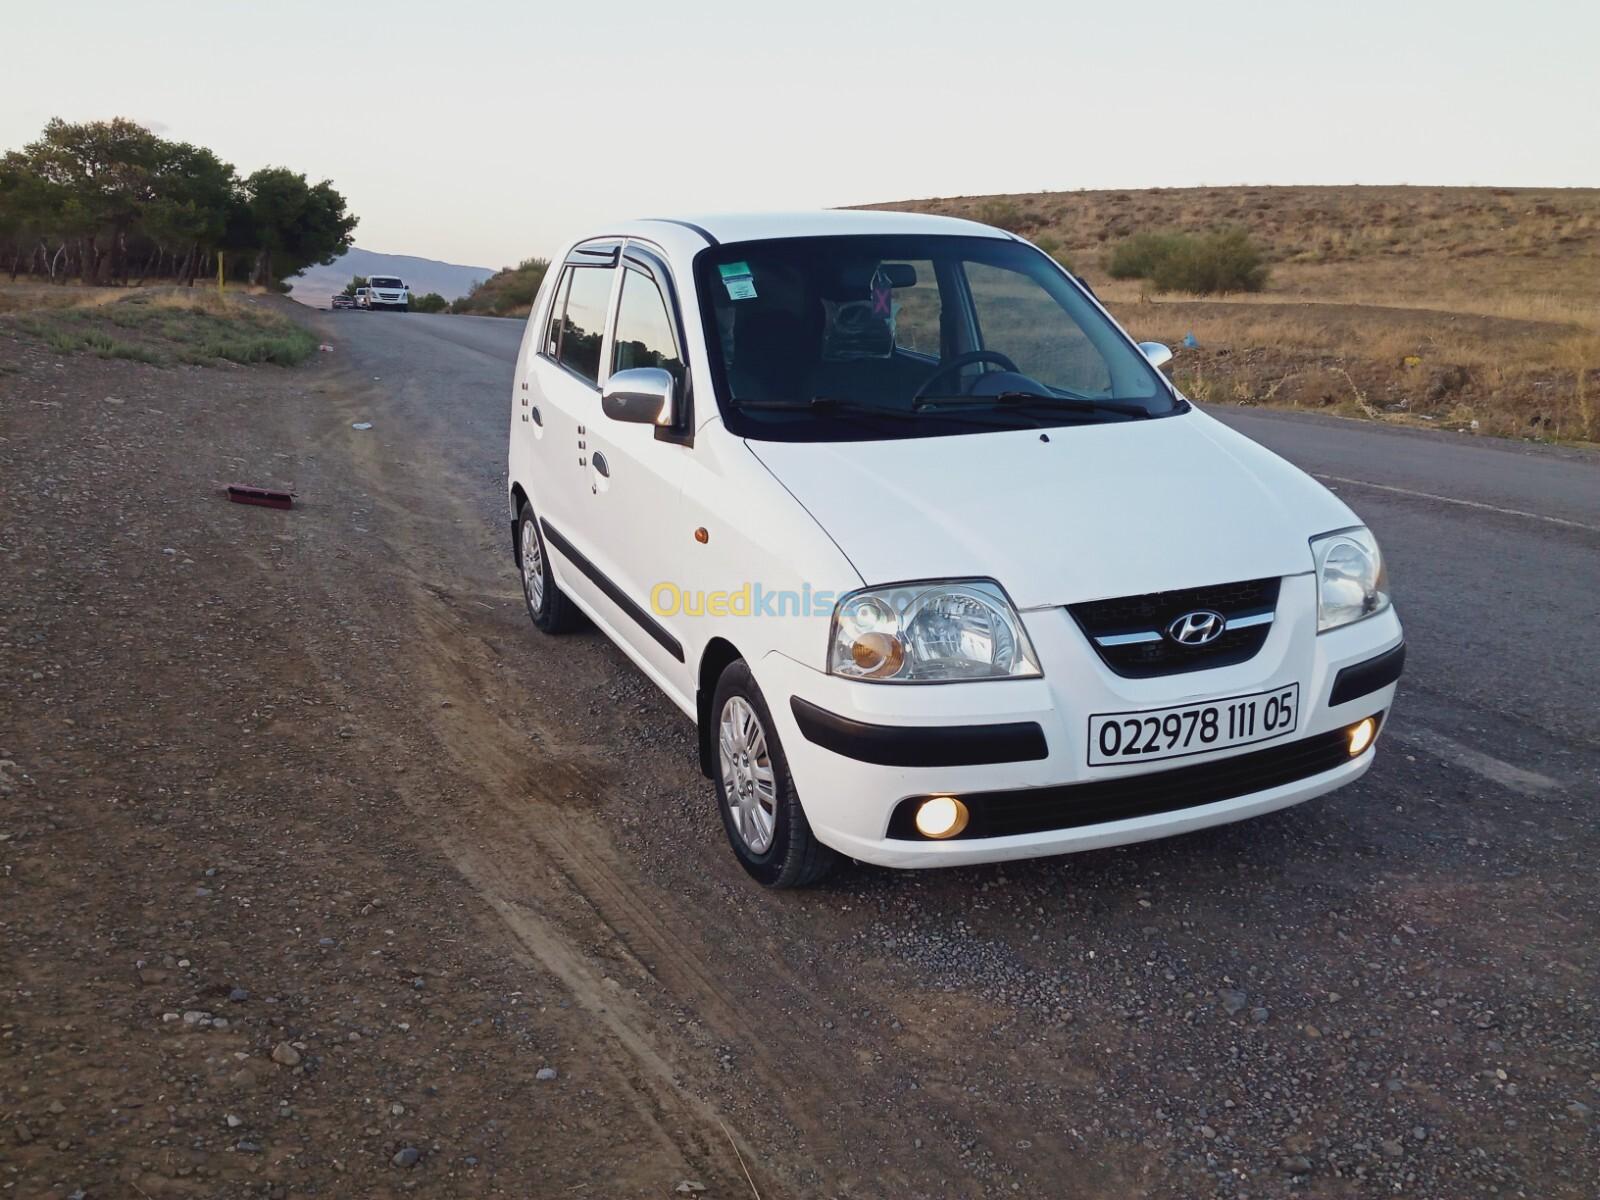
[2,304,1596,1198]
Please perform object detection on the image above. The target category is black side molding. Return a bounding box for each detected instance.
[538,518,684,663]
[1329,641,1406,707]
[790,697,1048,768]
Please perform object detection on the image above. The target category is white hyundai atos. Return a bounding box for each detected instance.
[507,211,1404,887]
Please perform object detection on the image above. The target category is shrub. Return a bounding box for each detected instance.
[976,199,1027,233]
[410,292,448,313]
[1105,229,1268,294]
[1105,232,1185,280]
[1153,230,1268,294]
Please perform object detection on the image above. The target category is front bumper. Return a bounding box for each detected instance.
[756,575,1402,868]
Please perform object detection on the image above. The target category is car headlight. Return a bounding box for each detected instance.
[1311,527,1390,632]
[828,580,1042,682]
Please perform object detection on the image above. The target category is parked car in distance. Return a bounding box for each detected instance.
[331,293,355,310]
[353,287,371,309]
[366,275,410,312]
[506,211,1404,887]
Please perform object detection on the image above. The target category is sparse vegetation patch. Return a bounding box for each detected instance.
[1107,229,1268,294]
[4,289,318,367]
[451,257,550,317]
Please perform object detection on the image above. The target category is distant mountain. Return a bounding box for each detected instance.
[287,247,494,306]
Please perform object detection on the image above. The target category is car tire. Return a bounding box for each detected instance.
[517,500,580,633]
[711,660,839,888]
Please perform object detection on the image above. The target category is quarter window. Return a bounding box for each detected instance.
[555,265,613,384]
[611,268,684,386]
[542,268,572,357]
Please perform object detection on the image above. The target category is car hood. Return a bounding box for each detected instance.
[744,409,1355,609]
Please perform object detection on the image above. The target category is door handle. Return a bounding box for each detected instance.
[591,451,610,478]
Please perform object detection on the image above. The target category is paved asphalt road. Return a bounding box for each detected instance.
[317,308,1600,1196]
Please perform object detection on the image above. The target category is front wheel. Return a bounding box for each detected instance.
[517,501,580,633]
[711,661,838,888]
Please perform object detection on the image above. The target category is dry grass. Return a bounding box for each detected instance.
[1,283,319,368]
[863,185,1600,445]
[0,282,133,314]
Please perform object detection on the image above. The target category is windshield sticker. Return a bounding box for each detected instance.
[718,261,758,301]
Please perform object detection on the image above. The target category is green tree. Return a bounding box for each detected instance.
[243,168,357,289]
[342,274,369,296]
[143,141,236,284]
[410,291,448,313]
[0,153,71,278]
[0,116,360,288]
[21,117,164,281]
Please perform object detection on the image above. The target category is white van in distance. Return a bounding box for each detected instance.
[506,211,1404,887]
[365,276,410,312]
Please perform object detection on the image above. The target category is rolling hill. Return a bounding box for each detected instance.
[865,186,1600,444]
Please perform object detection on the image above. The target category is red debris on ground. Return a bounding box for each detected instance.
[225,484,294,510]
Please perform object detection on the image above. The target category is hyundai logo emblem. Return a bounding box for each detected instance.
[1166,609,1227,646]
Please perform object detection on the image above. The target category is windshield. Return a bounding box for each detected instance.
[370,277,404,289]
[695,234,1177,442]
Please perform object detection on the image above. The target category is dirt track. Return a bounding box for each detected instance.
[2,302,1597,1198]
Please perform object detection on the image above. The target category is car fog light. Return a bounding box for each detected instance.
[1347,717,1377,757]
[915,795,969,839]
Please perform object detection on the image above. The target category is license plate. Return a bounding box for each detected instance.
[1087,684,1300,767]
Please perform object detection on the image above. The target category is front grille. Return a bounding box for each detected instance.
[1068,577,1281,677]
[886,718,1376,840]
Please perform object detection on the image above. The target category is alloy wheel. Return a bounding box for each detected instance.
[520,519,545,612]
[718,695,777,853]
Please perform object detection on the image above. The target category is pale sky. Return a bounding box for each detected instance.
[5,0,1596,270]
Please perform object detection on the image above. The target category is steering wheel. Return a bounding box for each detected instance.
[911,350,1021,403]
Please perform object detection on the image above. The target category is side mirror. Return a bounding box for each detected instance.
[1139,341,1173,369]
[602,367,676,427]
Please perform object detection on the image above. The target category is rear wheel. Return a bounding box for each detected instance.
[711,661,838,888]
[517,500,579,633]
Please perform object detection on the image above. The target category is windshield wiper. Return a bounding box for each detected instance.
[739,397,922,420]
[916,391,1152,418]
[738,396,1071,430]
